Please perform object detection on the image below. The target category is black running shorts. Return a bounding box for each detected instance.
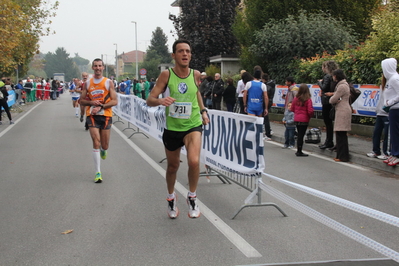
[162,126,203,151]
[86,116,112,130]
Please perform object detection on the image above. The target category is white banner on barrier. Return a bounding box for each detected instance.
[113,94,165,142]
[201,110,265,176]
[113,94,265,176]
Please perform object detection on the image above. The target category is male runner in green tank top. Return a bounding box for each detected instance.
[147,39,209,219]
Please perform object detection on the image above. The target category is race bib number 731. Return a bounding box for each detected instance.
[169,102,192,119]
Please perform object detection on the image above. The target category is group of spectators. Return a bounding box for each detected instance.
[0,76,65,125]
[117,77,155,100]
[197,62,394,162]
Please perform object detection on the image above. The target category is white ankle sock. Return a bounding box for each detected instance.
[188,191,196,198]
[167,192,175,200]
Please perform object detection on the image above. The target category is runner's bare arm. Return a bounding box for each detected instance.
[146,70,175,107]
[103,80,117,109]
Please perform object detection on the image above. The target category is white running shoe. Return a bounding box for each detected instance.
[377,154,388,160]
[187,194,200,218]
[167,193,179,219]
[366,152,377,158]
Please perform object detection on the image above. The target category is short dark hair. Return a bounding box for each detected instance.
[253,69,262,79]
[242,72,254,84]
[262,73,269,81]
[92,58,104,66]
[332,69,346,81]
[286,76,295,83]
[206,76,214,82]
[172,39,191,54]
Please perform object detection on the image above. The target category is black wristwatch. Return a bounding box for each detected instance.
[200,108,208,114]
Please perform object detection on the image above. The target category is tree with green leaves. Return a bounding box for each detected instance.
[233,0,381,73]
[170,0,241,71]
[140,27,173,80]
[251,12,357,83]
[0,0,58,77]
[146,27,171,64]
[44,48,80,81]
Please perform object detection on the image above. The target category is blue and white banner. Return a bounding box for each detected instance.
[272,84,381,116]
[113,93,265,175]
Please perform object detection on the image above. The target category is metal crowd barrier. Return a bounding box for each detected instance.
[200,165,287,219]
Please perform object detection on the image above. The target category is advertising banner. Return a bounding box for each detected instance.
[113,94,265,176]
[272,84,381,116]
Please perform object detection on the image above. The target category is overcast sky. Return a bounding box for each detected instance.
[39,0,179,65]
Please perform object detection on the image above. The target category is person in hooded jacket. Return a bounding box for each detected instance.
[381,58,399,166]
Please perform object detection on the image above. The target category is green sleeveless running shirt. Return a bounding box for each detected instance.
[165,68,202,131]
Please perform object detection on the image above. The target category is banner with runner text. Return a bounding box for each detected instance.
[113,94,265,175]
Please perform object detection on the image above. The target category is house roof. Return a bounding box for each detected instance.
[171,0,180,7]
[120,50,146,63]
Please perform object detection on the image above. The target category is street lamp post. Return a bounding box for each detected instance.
[114,43,118,80]
[131,21,138,80]
[101,54,109,77]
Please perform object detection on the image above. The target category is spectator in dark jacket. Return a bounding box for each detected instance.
[262,73,275,139]
[211,73,224,110]
[203,76,214,109]
[0,81,14,125]
[223,78,236,112]
[318,60,339,149]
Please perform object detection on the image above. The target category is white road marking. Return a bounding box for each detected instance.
[113,126,262,258]
[0,102,43,138]
[264,140,368,171]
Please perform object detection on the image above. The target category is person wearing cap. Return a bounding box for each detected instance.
[199,72,208,104]
[0,81,14,125]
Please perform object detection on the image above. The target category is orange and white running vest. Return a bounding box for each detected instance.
[85,77,112,117]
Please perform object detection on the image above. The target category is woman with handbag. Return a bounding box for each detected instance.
[329,69,352,162]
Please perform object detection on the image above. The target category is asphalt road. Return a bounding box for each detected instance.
[1,95,399,266]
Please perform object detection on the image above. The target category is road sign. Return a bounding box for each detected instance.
[140,68,147,75]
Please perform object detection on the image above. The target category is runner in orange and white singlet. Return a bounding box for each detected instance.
[80,58,117,183]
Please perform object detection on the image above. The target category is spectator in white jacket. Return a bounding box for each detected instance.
[381,58,399,166]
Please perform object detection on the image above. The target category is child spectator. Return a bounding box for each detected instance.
[282,102,295,149]
[291,83,314,157]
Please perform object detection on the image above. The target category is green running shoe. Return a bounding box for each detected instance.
[100,149,107,160]
[94,172,102,183]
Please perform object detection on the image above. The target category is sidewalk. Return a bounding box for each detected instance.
[267,121,399,176]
